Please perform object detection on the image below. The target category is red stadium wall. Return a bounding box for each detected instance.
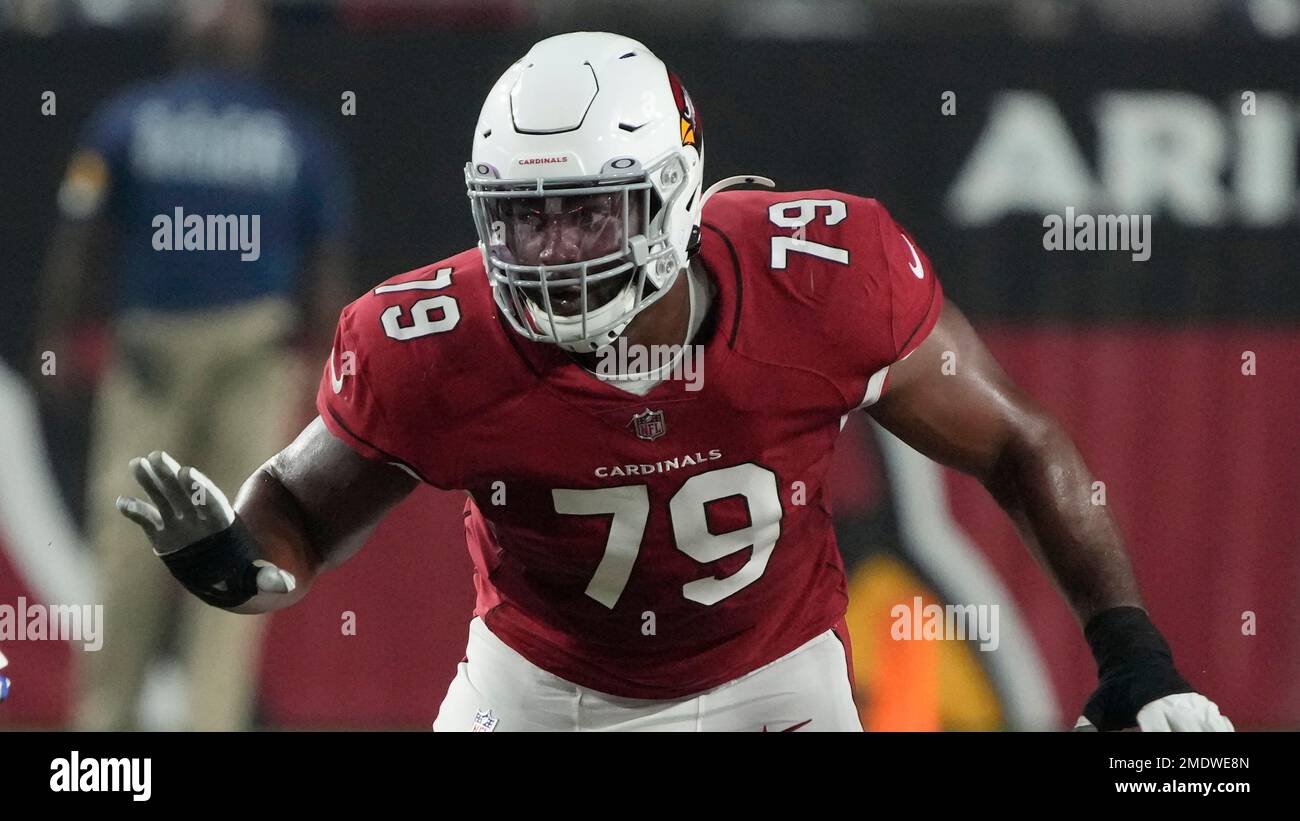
[1,326,1296,729]
[0,546,71,725]
[941,325,1300,730]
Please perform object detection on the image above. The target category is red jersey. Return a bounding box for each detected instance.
[316,189,942,699]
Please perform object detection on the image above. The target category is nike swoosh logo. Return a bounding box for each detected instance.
[330,348,346,394]
[761,719,812,732]
[901,234,924,278]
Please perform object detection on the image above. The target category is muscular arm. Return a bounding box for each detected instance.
[225,416,419,613]
[868,300,1142,624]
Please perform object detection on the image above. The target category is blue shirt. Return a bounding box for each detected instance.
[66,69,353,312]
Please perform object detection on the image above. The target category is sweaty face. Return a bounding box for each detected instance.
[488,189,646,317]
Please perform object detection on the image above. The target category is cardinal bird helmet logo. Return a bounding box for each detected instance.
[668,72,699,149]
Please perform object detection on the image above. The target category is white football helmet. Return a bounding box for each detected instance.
[466,32,707,353]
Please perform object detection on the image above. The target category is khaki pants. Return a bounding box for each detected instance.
[74,297,302,731]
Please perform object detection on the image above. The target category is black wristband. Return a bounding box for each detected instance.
[1085,606,1175,673]
[1082,606,1194,730]
[159,517,264,608]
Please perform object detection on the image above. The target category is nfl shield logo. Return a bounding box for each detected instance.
[629,408,666,441]
[472,709,498,732]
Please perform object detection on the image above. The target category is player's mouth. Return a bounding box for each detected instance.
[523,268,631,317]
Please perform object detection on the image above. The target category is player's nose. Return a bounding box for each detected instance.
[537,221,582,266]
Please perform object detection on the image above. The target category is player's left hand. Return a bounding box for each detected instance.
[1075,605,1234,732]
[1074,691,1234,732]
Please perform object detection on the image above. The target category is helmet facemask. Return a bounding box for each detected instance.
[467,153,690,353]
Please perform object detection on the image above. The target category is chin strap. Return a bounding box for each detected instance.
[701,174,776,205]
[685,175,776,259]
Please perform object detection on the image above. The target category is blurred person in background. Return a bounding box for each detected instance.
[31,0,353,730]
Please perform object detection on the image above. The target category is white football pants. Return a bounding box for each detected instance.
[433,617,863,732]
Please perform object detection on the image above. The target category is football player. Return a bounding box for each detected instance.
[117,32,1231,732]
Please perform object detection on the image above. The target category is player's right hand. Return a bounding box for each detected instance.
[116,451,295,607]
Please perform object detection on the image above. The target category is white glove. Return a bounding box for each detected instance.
[1074,692,1234,732]
[1135,692,1234,732]
[116,450,294,597]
